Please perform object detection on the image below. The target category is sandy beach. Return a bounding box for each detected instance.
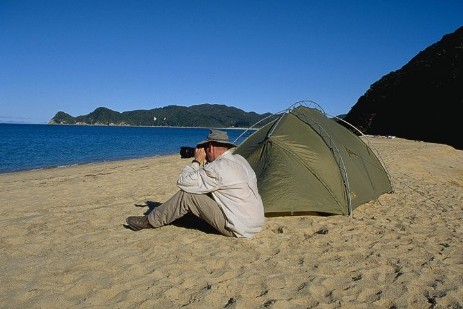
[1,137,462,308]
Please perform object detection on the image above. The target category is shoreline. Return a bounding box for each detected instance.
[0,152,180,176]
[34,122,259,130]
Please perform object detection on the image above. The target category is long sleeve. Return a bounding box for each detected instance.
[176,151,265,238]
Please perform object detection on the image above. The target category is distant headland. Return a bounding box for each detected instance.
[49,103,273,128]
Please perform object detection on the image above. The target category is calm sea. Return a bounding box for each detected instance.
[0,124,251,174]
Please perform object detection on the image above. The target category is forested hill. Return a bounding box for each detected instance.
[49,104,273,128]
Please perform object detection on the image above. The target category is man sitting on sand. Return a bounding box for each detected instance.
[125,129,265,238]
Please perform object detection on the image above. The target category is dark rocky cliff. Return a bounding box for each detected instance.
[343,26,463,150]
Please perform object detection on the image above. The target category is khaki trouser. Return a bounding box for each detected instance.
[147,190,235,237]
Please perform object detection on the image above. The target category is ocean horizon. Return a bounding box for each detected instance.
[0,123,251,174]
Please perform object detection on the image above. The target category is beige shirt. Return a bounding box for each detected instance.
[177,150,265,238]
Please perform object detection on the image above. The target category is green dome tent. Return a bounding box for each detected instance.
[233,101,393,216]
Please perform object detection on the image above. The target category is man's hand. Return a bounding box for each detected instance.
[194,147,206,164]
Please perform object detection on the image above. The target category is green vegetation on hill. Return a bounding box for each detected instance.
[49,104,273,128]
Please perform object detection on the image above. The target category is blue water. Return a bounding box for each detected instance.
[0,124,251,174]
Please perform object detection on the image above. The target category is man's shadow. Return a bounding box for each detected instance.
[132,201,220,235]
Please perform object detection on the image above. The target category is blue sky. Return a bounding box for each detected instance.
[1,1,462,124]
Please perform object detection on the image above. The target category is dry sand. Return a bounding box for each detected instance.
[1,137,462,308]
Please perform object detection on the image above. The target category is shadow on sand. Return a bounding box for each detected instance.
[126,201,220,235]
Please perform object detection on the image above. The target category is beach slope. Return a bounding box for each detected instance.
[1,137,462,308]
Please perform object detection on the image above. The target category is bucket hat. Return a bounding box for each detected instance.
[196,129,237,148]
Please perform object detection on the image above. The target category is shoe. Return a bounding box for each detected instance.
[125,216,154,231]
